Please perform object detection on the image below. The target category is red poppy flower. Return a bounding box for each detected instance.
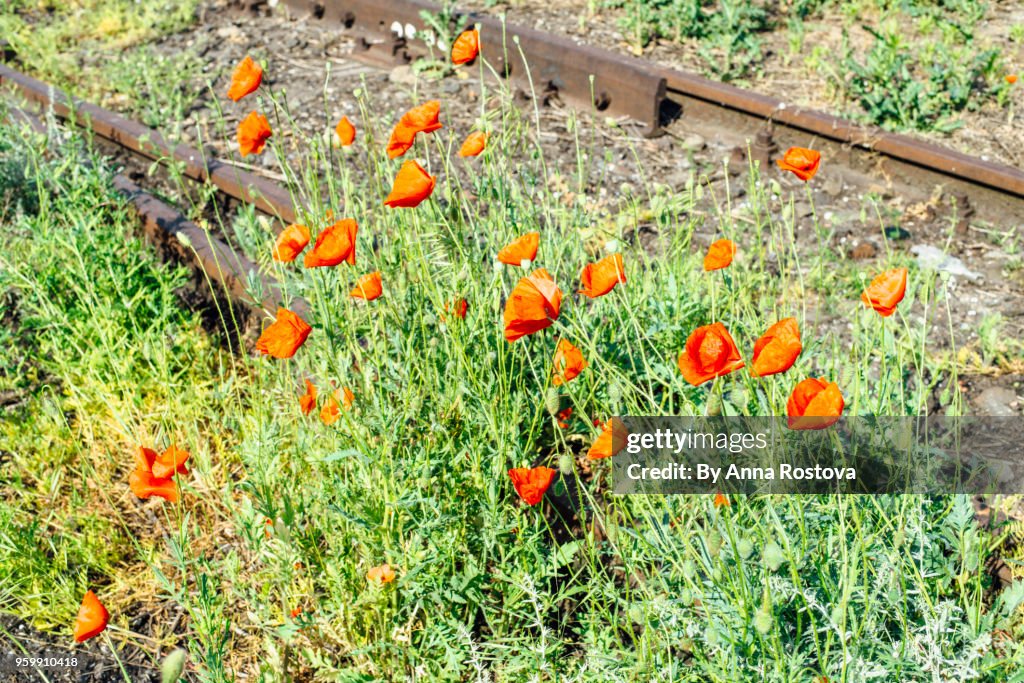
[497,232,539,266]
[504,269,563,342]
[73,590,109,643]
[750,318,802,377]
[446,298,468,321]
[579,253,626,298]
[459,130,487,157]
[861,268,907,317]
[508,466,557,505]
[677,322,745,386]
[129,445,182,502]
[384,160,436,208]
[152,444,190,480]
[273,224,310,263]
[713,492,729,508]
[586,417,628,460]
[786,377,844,430]
[1007,74,1018,85]
[237,111,272,157]
[335,116,356,146]
[350,271,383,301]
[556,407,573,429]
[552,339,587,386]
[304,219,358,268]
[299,379,317,416]
[386,101,442,159]
[776,147,821,181]
[367,563,396,584]
[451,29,480,65]
[704,239,735,271]
[256,308,312,359]
[290,607,303,619]
[227,55,262,102]
[321,387,355,425]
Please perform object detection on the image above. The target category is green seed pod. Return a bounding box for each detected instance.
[706,530,723,559]
[753,607,773,635]
[544,388,561,416]
[161,648,187,683]
[737,538,754,560]
[705,392,723,417]
[763,540,785,572]
[558,454,574,475]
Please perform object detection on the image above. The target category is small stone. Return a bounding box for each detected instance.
[973,387,1019,417]
[680,133,706,153]
[823,175,843,197]
[849,242,877,260]
[388,65,417,85]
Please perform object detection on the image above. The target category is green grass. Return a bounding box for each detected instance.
[2,5,1024,681]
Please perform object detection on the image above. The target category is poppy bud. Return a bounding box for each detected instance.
[161,648,187,683]
[763,540,785,571]
[544,388,561,416]
[558,454,574,474]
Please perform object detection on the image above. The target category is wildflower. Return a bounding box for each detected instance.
[508,466,557,505]
[861,267,907,317]
[1007,74,1018,85]
[290,607,303,619]
[776,147,821,182]
[129,445,185,502]
[350,271,383,301]
[714,492,729,508]
[503,269,563,342]
[304,219,358,268]
[321,387,354,425]
[786,377,844,430]
[459,130,487,157]
[387,101,442,158]
[497,232,539,266]
[273,224,310,263]
[298,379,317,416]
[552,339,587,386]
[556,407,573,429]
[750,318,802,377]
[445,298,468,321]
[587,417,628,459]
[677,323,745,386]
[451,28,480,64]
[384,160,436,208]
[73,590,109,643]
[237,111,272,157]
[334,116,356,146]
[367,563,396,584]
[703,239,736,271]
[227,55,262,102]
[256,308,312,359]
[579,253,625,298]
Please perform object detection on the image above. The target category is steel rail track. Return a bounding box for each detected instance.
[241,0,1024,224]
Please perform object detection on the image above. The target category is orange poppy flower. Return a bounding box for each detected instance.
[350,271,383,300]
[256,308,312,359]
[677,322,745,386]
[579,253,626,298]
[446,297,468,321]
[304,219,358,268]
[73,590,109,643]
[556,407,573,429]
[367,563,396,584]
[129,446,181,502]
[703,239,736,271]
[776,147,821,181]
[504,269,563,342]
[714,492,730,508]
[750,318,802,377]
[290,607,303,619]
[861,267,907,317]
[586,417,628,460]
[299,379,317,416]
[552,338,587,386]
[321,387,355,425]
[459,130,488,157]
[786,377,844,430]
[384,160,436,208]
[451,28,480,65]
[508,466,557,505]
[273,224,310,263]
[237,111,272,157]
[1007,74,1018,85]
[497,232,539,266]
[386,101,442,158]
[335,115,356,146]
[227,55,262,102]
[152,444,190,480]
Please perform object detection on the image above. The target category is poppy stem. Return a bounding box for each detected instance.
[102,632,133,683]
